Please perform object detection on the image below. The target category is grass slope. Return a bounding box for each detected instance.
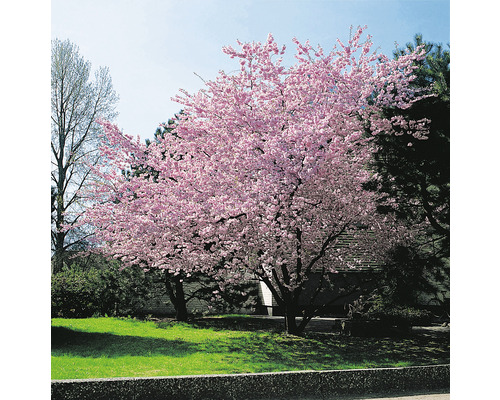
[51,316,449,380]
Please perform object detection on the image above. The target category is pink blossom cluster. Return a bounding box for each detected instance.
[82,27,427,296]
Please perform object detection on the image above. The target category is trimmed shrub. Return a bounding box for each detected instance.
[97,264,154,317]
[51,263,154,318]
[51,268,103,318]
[367,304,434,326]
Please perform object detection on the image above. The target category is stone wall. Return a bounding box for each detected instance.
[51,364,449,400]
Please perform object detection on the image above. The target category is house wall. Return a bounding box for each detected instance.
[139,281,258,317]
[140,282,211,316]
[258,281,275,315]
[139,270,449,317]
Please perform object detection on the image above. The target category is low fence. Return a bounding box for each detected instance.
[51,364,449,400]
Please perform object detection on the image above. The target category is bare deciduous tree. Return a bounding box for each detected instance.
[51,38,119,273]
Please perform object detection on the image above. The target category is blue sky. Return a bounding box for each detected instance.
[51,0,450,142]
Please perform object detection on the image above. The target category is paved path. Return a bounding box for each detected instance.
[274,392,450,400]
[333,392,449,400]
[248,315,451,335]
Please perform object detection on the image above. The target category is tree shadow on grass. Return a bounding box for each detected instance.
[52,321,449,371]
[300,334,450,368]
[157,316,449,368]
[51,326,197,359]
[185,328,448,371]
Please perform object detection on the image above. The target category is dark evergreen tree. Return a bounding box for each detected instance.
[368,35,450,311]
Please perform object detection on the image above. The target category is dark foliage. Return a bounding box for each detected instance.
[366,35,450,310]
[51,258,155,318]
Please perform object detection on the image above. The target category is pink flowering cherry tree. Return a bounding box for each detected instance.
[83,27,428,333]
[81,120,229,320]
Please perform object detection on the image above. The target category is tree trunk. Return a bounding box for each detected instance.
[164,271,189,322]
[173,274,188,321]
[285,313,299,335]
[284,300,305,335]
[53,230,66,274]
[53,173,67,274]
[259,274,309,335]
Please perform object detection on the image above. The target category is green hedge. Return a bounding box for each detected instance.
[51,264,153,318]
[347,293,434,327]
[367,305,434,326]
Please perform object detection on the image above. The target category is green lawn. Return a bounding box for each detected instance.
[51,316,449,380]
